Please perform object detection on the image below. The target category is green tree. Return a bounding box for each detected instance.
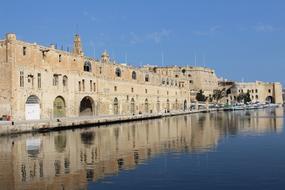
[237,92,251,103]
[196,90,207,102]
[244,92,251,103]
[212,89,226,103]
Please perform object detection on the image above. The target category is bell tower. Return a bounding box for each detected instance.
[101,50,110,63]
[73,34,83,56]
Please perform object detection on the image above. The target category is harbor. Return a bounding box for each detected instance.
[0,107,283,190]
[0,102,281,136]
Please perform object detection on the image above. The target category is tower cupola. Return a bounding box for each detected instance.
[101,50,110,63]
[73,34,83,56]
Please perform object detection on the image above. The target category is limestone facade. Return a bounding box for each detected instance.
[0,33,215,120]
[0,33,283,120]
[225,81,283,104]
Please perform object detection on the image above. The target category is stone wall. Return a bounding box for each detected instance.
[1,34,192,120]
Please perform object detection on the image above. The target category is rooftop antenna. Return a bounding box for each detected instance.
[89,41,96,59]
[194,53,197,66]
[125,53,128,64]
[161,51,165,66]
[75,24,79,34]
[93,47,96,58]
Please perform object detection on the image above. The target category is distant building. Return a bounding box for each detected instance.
[222,81,283,104]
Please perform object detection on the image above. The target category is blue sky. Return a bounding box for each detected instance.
[1,0,285,84]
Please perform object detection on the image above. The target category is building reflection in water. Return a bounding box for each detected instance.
[0,108,283,190]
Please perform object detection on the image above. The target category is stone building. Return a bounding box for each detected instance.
[0,33,204,120]
[148,66,219,101]
[224,81,283,104]
[0,33,283,121]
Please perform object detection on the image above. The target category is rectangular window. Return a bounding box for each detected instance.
[114,86,117,91]
[93,83,96,92]
[37,73,41,89]
[59,54,62,62]
[82,80,85,91]
[23,47,26,56]
[20,71,24,87]
[53,74,59,86]
[31,76,34,88]
[79,81,81,91]
[90,80,92,92]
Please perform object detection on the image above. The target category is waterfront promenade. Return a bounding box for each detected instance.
[1,102,281,136]
[0,108,215,136]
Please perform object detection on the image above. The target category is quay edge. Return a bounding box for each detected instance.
[0,109,214,136]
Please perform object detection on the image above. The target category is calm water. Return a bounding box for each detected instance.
[0,108,285,190]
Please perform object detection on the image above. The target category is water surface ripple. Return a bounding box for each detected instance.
[0,108,284,190]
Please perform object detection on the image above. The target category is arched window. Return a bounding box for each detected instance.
[63,75,68,87]
[84,61,92,72]
[132,71,137,80]
[145,74,149,82]
[115,68,121,77]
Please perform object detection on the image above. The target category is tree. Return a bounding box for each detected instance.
[244,92,251,103]
[212,89,226,103]
[237,92,251,103]
[196,90,207,102]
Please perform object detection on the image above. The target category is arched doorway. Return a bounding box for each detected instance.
[130,98,135,114]
[25,95,40,120]
[114,97,119,115]
[80,96,94,116]
[266,96,274,103]
[53,96,66,118]
[145,99,149,113]
[184,100,187,111]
